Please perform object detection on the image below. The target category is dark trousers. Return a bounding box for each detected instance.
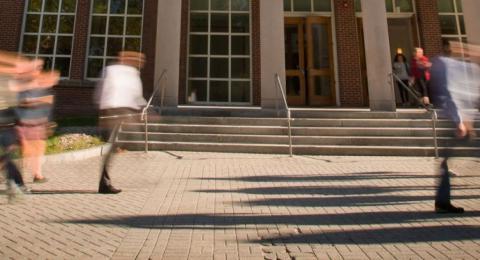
[98,108,140,189]
[0,127,24,187]
[435,136,475,205]
[397,80,410,103]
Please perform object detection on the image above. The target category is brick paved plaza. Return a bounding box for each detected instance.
[1,152,480,259]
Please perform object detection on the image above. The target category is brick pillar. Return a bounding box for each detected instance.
[0,1,25,52]
[415,0,442,57]
[333,0,364,107]
[70,0,91,80]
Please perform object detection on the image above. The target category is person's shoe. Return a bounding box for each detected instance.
[435,203,464,214]
[19,185,31,194]
[99,185,122,194]
[6,181,24,204]
[33,177,48,183]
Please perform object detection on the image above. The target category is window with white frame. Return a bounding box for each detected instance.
[354,0,414,13]
[187,0,252,104]
[283,0,332,12]
[86,0,144,79]
[437,0,466,44]
[21,0,77,78]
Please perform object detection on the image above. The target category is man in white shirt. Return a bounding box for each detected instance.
[96,51,146,194]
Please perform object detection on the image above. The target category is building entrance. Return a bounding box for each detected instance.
[284,16,335,107]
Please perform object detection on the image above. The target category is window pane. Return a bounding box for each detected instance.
[43,57,53,70]
[231,14,249,33]
[284,0,291,11]
[231,81,250,102]
[455,0,462,12]
[44,0,59,12]
[91,16,107,34]
[188,80,207,102]
[190,0,208,11]
[56,36,73,55]
[189,35,208,55]
[28,0,42,12]
[42,15,58,33]
[189,57,208,77]
[87,58,104,77]
[190,13,208,32]
[437,0,455,12]
[54,57,70,77]
[25,14,41,33]
[22,35,38,54]
[231,58,249,78]
[106,37,123,56]
[231,35,249,55]
[314,76,331,96]
[211,14,229,33]
[110,0,126,14]
[439,15,458,34]
[127,0,143,14]
[109,16,125,35]
[59,15,75,33]
[395,0,413,12]
[93,0,108,13]
[355,0,362,12]
[39,36,55,54]
[211,0,228,10]
[210,58,228,78]
[313,0,331,12]
[459,15,465,34]
[211,35,229,55]
[210,81,229,102]
[293,0,310,11]
[62,0,76,12]
[231,0,249,11]
[89,37,105,56]
[125,37,141,51]
[385,0,394,12]
[126,17,142,35]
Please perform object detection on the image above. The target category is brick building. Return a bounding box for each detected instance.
[0,0,479,117]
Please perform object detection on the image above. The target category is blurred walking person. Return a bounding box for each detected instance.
[0,51,40,201]
[430,41,480,213]
[10,60,58,184]
[96,51,146,194]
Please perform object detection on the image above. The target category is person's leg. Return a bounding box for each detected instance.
[98,122,122,194]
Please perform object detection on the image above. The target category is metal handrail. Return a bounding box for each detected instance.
[141,69,168,153]
[391,73,439,158]
[274,73,293,157]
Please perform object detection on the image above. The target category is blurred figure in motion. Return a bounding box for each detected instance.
[96,51,146,194]
[0,51,44,202]
[411,47,432,107]
[10,59,58,184]
[430,41,480,213]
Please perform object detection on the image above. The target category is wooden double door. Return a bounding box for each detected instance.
[284,17,335,106]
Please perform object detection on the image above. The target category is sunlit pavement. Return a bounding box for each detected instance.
[1,152,480,259]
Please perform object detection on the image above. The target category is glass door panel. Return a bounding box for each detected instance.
[284,17,306,106]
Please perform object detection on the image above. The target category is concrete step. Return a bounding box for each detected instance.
[117,140,480,157]
[118,131,480,147]
[122,123,478,137]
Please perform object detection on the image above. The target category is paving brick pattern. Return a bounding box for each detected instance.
[1,152,480,259]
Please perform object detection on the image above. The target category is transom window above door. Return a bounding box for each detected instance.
[284,0,332,12]
[354,0,415,13]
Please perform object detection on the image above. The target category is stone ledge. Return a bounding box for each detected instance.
[40,143,112,164]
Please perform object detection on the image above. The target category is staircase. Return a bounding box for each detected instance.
[116,108,480,157]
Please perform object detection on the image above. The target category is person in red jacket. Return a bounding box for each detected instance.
[410,47,432,106]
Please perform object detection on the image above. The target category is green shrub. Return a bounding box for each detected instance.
[46,134,104,154]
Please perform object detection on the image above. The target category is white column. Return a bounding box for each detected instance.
[462,0,480,45]
[154,0,182,107]
[360,0,396,111]
[260,0,286,108]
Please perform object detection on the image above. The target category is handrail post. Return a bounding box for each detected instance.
[144,110,149,153]
[275,75,279,118]
[287,110,293,157]
[274,73,293,157]
[432,110,439,158]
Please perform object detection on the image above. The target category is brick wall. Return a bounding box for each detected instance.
[178,0,261,105]
[415,0,442,57]
[0,1,24,51]
[333,0,364,107]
